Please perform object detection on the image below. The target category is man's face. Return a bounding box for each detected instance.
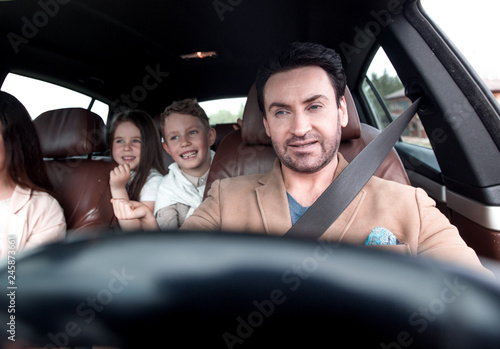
[262,66,348,173]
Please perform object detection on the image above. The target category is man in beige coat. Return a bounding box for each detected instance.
[180,42,491,277]
[112,42,491,277]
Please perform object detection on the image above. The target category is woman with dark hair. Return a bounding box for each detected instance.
[108,109,166,231]
[0,91,66,257]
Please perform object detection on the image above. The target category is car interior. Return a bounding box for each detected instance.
[1,0,500,347]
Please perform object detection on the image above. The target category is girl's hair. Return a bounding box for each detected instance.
[0,91,54,193]
[108,110,166,201]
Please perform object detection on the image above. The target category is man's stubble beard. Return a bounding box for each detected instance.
[273,117,342,174]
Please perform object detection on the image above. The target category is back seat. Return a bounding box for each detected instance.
[33,108,117,238]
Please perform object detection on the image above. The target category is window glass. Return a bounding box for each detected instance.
[199,97,246,125]
[90,100,110,120]
[420,0,500,83]
[1,73,109,122]
[420,0,500,105]
[364,48,431,148]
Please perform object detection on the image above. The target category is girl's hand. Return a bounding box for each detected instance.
[111,198,150,220]
[110,163,131,191]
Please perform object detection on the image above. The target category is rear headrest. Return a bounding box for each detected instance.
[241,83,361,145]
[34,108,107,158]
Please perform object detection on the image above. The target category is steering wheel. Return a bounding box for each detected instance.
[2,231,500,348]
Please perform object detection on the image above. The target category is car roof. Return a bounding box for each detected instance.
[0,0,392,112]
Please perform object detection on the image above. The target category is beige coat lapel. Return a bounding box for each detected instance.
[252,154,367,240]
[295,153,365,242]
[254,159,292,236]
[322,189,366,242]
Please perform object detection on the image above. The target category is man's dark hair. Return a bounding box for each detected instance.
[255,42,347,116]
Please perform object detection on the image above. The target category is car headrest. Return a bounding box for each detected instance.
[34,108,107,158]
[241,83,361,145]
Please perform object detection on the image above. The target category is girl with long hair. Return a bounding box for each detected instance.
[108,110,166,231]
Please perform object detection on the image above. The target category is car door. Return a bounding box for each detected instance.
[354,2,500,261]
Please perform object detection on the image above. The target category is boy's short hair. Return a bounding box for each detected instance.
[160,98,210,138]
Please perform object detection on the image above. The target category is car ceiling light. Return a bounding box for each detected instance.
[180,51,218,60]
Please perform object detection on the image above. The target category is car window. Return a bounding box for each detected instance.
[420,0,500,85]
[1,73,109,122]
[362,48,431,148]
[199,97,246,125]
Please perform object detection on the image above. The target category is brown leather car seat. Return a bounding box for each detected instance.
[34,108,117,238]
[204,84,410,198]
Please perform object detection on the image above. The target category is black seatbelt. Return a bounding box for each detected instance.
[285,97,422,239]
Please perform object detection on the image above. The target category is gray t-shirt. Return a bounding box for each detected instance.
[287,192,310,225]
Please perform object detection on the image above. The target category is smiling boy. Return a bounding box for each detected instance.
[154,98,216,229]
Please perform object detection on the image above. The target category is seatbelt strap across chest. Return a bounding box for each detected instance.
[285,97,422,239]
